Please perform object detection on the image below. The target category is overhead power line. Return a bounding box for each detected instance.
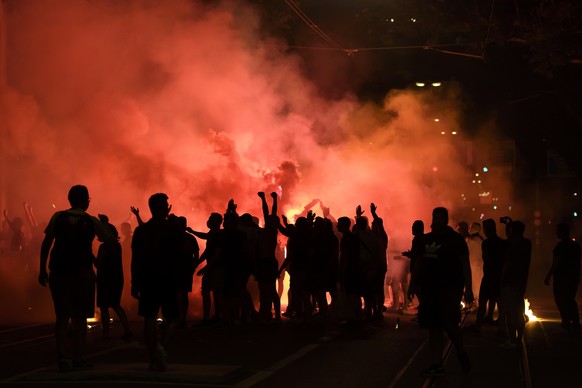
[283,0,488,59]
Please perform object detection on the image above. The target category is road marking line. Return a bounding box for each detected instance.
[0,341,138,382]
[387,338,428,388]
[234,344,319,387]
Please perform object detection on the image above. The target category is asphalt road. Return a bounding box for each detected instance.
[1,287,581,387]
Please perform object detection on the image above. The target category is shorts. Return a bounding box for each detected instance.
[254,257,278,282]
[49,268,96,318]
[418,289,462,329]
[137,286,180,319]
[201,267,224,293]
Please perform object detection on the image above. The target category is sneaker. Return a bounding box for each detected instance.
[420,364,445,377]
[457,351,471,373]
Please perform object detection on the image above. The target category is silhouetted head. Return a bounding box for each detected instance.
[295,217,310,232]
[98,222,119,242]
[431,207,449,233]
[482,218,497,238]
[556,222,570,239]
[469,222,481,235]
[313,217,326,233]
[223,212,239,229]
[337,217,351,234]
[456,221,469,237]
[177,216,187,230]
[148,193,170,219]
[508,220,525,238]
[355,216,369,231]
[207,212,223,230]
[120,222,132,237]
[68,185,90,210]
[412,220,424,236]
[323,218,333,233]
[240,213,256,227]
[108,223,119,240]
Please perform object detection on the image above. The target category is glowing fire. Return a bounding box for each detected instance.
[525,299,538,322]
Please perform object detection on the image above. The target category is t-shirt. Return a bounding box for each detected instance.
[420,225,469,294]
[45,209,107,273]
[552,239,581,284]
[501,237,532,294]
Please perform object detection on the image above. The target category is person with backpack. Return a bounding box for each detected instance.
[39,185,113,372]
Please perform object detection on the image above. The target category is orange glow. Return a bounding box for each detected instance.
[525,299,538,322]
[0,0,521,324]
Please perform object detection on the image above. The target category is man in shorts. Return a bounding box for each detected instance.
[131,193,180,371]
[409,207,473,376]
[39,185,112,372]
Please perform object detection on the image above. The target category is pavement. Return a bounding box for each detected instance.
[2,290,582,387]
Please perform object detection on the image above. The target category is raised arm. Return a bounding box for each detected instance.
[130,206,144,226]
[258,192,269,221]
[23,202,38,228]
[370,203,380,222]
[270,192,278,216]
[186,227,209,240]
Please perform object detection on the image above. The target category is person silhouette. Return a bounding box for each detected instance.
[131,193,180,371]
[467,222,484,306]
[472,218,506,331]
[94,214,132,340]
[256,192,282,322]
[498,220,531,347]
[39,185,113,372]
[405,219,425,319]
[173,215,200,329]
[191,212,224,326]
[410,207,473,376]
[544,222,581,332]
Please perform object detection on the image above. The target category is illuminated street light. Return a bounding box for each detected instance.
[432,82,442,87]
[416,82,425,87]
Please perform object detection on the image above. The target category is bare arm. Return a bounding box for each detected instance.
[370,203,380,222]
[270,192,278,216]
[186,227,209,240]
[130,206,145,226]
[258,192,269,222]
[23,202,38,228]
[39,234,53,286]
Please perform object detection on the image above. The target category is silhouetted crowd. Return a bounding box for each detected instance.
[2,184,580,376]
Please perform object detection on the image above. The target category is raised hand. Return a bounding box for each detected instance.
[307,210,316,222]
[356,205,364,218]
[258,192,266,198]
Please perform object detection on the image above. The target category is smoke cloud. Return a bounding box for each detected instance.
[0,0,521,323]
